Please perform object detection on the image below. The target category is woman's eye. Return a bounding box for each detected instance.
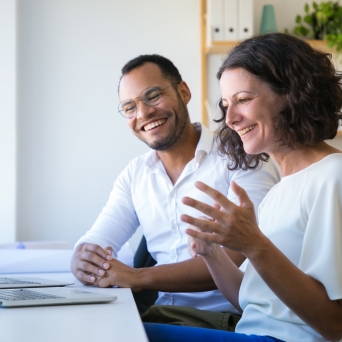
[239,98,249,104]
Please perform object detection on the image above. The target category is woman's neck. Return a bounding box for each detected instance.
[270,142,341,177]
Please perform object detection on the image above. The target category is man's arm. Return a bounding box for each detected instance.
[71,163,139,283]
[85,247,245,291]
[72,160,278,291]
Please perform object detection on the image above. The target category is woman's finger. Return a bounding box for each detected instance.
[181,214,223,235]
[182,197,228,223]
[194,181,234,212]
[230,181,254,210]
[185,227,222,245]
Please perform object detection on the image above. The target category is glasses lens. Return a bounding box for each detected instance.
[119,100,136,117]
[142,87,161,106]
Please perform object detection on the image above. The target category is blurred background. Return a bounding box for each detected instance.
[1,0,341,250]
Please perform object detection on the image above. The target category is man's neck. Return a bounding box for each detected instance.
[157,124,201,185]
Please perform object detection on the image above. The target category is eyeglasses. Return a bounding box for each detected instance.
[118,81,180,118]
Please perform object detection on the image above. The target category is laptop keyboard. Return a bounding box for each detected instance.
[0,277,40,285]
[0,289,65,301]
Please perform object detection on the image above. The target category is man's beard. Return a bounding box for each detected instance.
[142,100,189,151]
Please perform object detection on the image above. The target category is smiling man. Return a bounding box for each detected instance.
[71,54,280,328]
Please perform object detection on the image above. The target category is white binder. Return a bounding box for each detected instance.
[223,0,238,41]
[207,0,253,42]
[238,0,254,39]
[207,0,224,42]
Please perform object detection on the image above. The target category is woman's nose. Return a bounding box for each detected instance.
[225,105,241,128]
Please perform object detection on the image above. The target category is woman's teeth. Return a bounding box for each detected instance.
[238,125,256,136]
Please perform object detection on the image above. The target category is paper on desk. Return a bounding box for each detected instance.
[0,241,70,249]
[0,243,133,274]
[0,249,74,273]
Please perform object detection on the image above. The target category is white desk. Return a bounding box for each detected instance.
[0,272,149,342]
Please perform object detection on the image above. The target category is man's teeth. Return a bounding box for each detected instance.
[238,125,256,136]
[144,119,166,131]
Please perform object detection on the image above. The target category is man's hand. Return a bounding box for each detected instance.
[71,243,113,285]
[97,259,143,291]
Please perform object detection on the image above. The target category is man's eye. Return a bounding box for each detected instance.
[147,93,159,101]
[123,103,136,113]
[144,89,160,102]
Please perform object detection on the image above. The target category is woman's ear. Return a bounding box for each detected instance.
[177,81,192,105]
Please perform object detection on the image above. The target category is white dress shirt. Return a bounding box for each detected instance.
[75,122,281,312]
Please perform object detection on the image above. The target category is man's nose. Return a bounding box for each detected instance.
[135,100,156,119]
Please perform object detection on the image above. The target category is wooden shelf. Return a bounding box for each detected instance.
[205,41,238,54]
[205,39,335,55]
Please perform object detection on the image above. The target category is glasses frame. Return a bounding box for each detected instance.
[118,81,180,118]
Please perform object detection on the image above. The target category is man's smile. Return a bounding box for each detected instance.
[143,119,167,131]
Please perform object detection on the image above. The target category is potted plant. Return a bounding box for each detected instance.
[290,1,342,52]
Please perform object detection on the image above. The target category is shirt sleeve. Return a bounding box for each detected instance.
[300,167,342,300]
[74,163,139,258]
[227,159,280,221]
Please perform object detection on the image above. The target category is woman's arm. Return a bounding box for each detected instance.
[183,181,342,341]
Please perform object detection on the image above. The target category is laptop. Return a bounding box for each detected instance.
[0,276,74,289]
[0,287,117,308]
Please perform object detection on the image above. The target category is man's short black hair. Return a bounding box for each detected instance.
[119,54,182,92]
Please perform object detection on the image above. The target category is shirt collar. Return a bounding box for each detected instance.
[193,122,214,163]
[145,122,214,169]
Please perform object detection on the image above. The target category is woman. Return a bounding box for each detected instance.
[144,33,342,342]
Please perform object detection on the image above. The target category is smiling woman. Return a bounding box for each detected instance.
[218,68,286,158]
[144,33,342,342]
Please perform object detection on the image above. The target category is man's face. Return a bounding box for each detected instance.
[119,62,191,151]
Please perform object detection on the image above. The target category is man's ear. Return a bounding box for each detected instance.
[177,81,191,105]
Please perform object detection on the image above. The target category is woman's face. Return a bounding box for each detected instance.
[219,68,286,156]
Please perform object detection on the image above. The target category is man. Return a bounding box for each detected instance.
[71,54,280,326]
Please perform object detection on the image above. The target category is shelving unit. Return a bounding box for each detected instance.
[200,0,342,137]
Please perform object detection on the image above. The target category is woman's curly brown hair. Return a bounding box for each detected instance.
[215,33,342,170]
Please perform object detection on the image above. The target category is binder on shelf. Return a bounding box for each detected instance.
[207,0,253,43]
[238,0,254,39]
[223,0,238,41]
[207,0,224,43]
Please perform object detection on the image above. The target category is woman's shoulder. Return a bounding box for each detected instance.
[305,153,342,192]
[310,152,342,175]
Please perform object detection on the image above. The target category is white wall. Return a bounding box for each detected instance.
[15,0,201,247]
[0,0,16,243]
[4,0,342,247]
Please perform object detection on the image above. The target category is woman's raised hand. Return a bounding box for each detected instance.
[183,181,262,256]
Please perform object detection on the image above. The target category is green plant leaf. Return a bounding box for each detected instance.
[304,3,310,13]
[296,15,302,24]
[304,14,313,25]
[300,26,309,36]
